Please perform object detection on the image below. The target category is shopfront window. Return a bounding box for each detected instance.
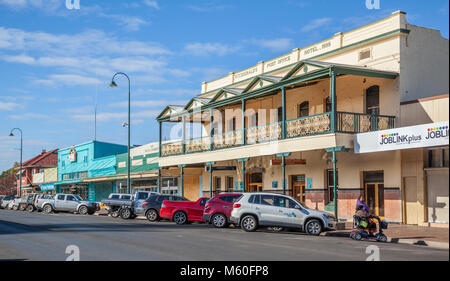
[426,148,449,168]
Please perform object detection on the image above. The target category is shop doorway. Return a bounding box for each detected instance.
[291,175,306,203]
[403,177,418,225]
[363,171,384,218]
[246,172,262,192]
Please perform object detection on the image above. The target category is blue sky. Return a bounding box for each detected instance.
[0,0,448,172]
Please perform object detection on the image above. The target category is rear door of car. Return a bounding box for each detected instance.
[55,195,66,210]
[254,195,278,225]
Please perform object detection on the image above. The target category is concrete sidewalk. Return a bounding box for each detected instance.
[323,222,449,249]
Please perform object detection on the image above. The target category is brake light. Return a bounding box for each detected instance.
[161,203,166,208]
[142,202,148,207]
[233,203,241,208]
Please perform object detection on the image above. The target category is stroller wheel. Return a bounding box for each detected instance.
[354,233,362,241]
[378,234,387,243]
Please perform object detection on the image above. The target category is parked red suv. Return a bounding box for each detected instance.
[203,193,243,228]
[160,197,210,225]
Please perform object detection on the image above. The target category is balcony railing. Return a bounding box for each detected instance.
[161,141,183,157]
[286,112,332,138]
[186,137,210,153]
[246,122,282,144]
[161,111,395,157]
[336,112,395,133]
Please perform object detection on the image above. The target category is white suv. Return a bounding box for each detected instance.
[230,193,336,235]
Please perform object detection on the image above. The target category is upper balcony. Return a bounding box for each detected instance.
[157,60,398,163]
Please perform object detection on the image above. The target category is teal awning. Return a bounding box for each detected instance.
[55,179,82,185]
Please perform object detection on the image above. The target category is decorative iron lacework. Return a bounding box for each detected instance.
[286,113,331,138]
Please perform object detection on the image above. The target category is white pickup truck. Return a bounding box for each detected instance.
[37,193,99,215]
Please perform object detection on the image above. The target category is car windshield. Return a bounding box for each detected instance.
[74,195,82,201]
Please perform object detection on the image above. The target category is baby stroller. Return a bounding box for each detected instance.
[350,214,388,242]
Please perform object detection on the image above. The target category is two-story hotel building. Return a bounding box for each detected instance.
[156,11,449,225]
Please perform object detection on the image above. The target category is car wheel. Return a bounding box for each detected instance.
[212,213,228,228]
[173,211,187,225]
[241,215,258,232]
[305,219,323,236]
[120,208,132,219]
[354,232,362,241]
[146,209,159,222]
[111,210,120,218]
[78,206,88,215]
[43,204,53,214]
[26,205,34,212]
[12,205,18,211]
[19,205,25,211]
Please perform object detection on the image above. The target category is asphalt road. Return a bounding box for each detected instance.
[0,209,448,261]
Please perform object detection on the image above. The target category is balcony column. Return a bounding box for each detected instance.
[238,158,248,191]
[158,121,162,157]
[281,87,286,139]
[209,109,214,151]
[326,146,349,220]
[277,153,290,195]
[178,164,185,197]
[206,161,215,198]
[241,99,246,145]
[182,115,186,154]
[157,167,161,193]
[330,70,336,132]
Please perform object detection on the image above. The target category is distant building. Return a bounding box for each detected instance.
[56,140,128,201]
[17,149,58,196]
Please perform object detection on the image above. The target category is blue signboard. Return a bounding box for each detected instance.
[306,178,312,189]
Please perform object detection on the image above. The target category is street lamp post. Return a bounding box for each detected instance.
[9,128,23,197]
[110,72,132,194]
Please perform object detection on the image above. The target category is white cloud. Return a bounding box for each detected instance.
[184,42,240,56]
[48,74,102,86]
[0,0,61,11]
[143,0,159,10]
[101,14,149,32]
[0,101,19,111]
[108,99,188,108]
[8,113,50,120]
[0,27,171,57]
[0,27,177,87]
[300,17,332,32]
